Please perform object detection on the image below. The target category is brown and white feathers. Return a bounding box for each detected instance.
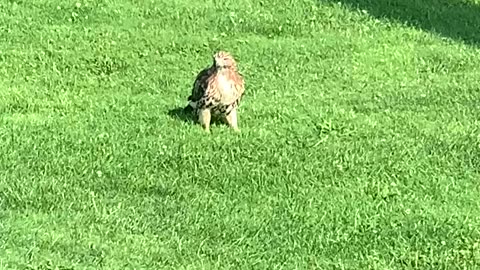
[187,51,245,132]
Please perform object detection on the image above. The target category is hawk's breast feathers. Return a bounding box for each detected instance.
[188,63,244,115]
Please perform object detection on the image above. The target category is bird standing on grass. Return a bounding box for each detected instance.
[187,51,245,133]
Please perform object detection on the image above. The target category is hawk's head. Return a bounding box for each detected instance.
[213,51,237,69]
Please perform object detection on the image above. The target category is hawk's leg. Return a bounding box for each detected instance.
[198,108,211,133]
[226,108,240,132]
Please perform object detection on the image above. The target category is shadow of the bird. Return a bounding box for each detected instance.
[167,106,195,123]
[167,106,228,126]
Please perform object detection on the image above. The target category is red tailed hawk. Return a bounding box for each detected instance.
[187,51,245,132]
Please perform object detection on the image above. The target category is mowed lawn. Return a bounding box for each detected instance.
[1,0,480,268]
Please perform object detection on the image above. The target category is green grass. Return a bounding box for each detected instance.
[1,0,480,269]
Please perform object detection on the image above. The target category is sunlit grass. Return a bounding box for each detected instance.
[1,0,480,269]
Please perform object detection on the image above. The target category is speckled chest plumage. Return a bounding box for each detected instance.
[189,67,244,116]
